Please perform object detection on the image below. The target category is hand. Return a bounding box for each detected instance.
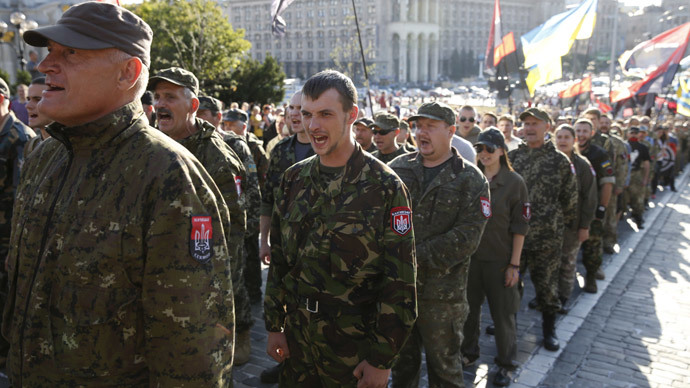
[504,266,519,288]
[260,240,271,265]
[577,228,590,242]
[266,332,290,363]
[353,360,390,388]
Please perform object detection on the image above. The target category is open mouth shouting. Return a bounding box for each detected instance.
[156,108,173,128]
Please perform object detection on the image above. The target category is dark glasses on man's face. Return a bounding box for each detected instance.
[372,128,395,135]
[474,144,496,154]
[459,116,475,123]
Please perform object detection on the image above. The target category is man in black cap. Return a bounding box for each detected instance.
[371,112,410,164]
[223,106,269,188]
[4,3,234,386]
[354,117,377,152]
[140,90,155,126]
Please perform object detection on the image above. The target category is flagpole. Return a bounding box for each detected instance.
[608,6,618,105]
[351,0,374,114]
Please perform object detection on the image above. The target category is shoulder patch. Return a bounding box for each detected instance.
[234,175,243,196]
[391,206,412,236]
[601,160,611,169]
[190,215,214,263]
[570,162,576,175]
[481,197,492,218]
[590,165,596,177]
[523,202,531,221]
[248,162,257,173]
[606,167,614,176]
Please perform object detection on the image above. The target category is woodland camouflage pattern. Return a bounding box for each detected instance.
[2,103,234,387]
[245,132,268,187]
[264,145,416,385]
[260,135,315,217]
[180,118,252,332]
[371,147,410,165]
[389,148,489,388]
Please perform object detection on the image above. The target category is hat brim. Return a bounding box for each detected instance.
[519,111,550,123]
[23,25,113,50]
[474,139,502,149]
[408,113,452,125]
[368,123,397,131]
[148,76,188,91]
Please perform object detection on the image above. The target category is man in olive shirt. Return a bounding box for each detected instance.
[371,112,409,164]
[354,117,377,152]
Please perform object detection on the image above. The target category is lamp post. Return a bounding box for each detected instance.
[0,11,38,72]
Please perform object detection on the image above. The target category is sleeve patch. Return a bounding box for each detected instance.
[481,197,492,218]
[523,202,531,221]
[570,162,576,175]
[391,206,412,236]
[190,215,214,263]
[234,175,243,196]
[590,165,597,177]
[606,167,614,176]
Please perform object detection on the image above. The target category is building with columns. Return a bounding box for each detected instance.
[222,0,565,84]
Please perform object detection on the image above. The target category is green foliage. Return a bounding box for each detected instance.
[0,68,9,87]
[15,70,31,86]
[212,54,286,105]
[329,16,375,85]
[128,0,251,88]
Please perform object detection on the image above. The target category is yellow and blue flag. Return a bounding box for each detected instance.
[678,77,690,117]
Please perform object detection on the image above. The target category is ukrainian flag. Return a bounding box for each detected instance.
[678,77,690,117]
[521,0,598,95]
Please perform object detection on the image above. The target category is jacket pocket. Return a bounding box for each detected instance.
[329,212,377,281]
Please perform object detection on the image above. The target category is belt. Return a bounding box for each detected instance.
[292,295,374,317]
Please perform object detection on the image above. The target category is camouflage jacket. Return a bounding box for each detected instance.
[180,118,246,277]
[246,132,269,187]
[571,152,597,230]
[260,135,315,216]
[220,129,261,234]
[2,103,234,387]
[0,113,35,244]
[390,148,489,301]
[595,132,628,191]
[509,141,578,244]
[264,144,417,369]
[372,146,410,165]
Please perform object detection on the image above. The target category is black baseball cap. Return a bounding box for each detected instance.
[354,117,374,127]
[23,2,153,68]
[475,127,506,150]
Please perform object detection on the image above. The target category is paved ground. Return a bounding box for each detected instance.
[1,173,687,387]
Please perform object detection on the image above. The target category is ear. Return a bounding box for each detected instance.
[448,125,456,138]
[190,97,199,114]
[118,57,142,91]
[395,128,401,136]
[215,111,222,122]
[347,105,359,125]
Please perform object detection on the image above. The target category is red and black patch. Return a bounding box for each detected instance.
[523,202,531,221]
[190,215,213,263]
[235,175,243,196]
[569,162,576,175]
[390,206,412,236]
[480,197,492,218]
[606,167,614,176]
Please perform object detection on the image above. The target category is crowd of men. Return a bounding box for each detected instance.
[0,3,688,388]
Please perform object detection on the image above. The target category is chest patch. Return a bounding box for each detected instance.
[391,207,412,236]
[523,202,531,221]
[481,197,492,218]
[190,215,213,263]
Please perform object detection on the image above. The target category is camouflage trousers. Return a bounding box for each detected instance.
[461,259,519,369]
[603,195,618,250]
[581,219,604,274]
[280,300,376,387]
[230,241,253,332]
[558,228,582,300]
[626,171,647,219]
[520,238,562,315]
[243,232,262,302]
[391,300,468,388]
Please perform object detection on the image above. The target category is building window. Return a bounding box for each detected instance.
[297,41,303,48]
[330,8,337,16]
[319,51,325,59]
[297,52,303,59]
[308,51,313,59]
[318,41,325,48]
[287,52,292,60]
[308,41,313,48]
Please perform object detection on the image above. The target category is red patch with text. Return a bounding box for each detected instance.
[391,206,412,236]
[190,215,213,263]
[481,197,492,218]
[523,202,531,221]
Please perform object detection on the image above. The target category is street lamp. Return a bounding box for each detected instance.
[0,11,38,72]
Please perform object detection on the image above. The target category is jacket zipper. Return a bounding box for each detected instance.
[18,142,74,384]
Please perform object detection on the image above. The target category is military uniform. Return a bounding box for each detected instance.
[3,102,234,386]
[460,125,481,145]
[264,145,417,386]
[180,118,252,334]
[594,132,628,251]
[390,148,489,388]
[222,130,263,302]
[508,141,578,314]
[371,146,409,164]
[0,111,35,366]
[246,131,269,187]
[461,166,529,371]
[559,153,597,301]
[580,144,615,282]
[244,132,268,303]
[626,139,651,221]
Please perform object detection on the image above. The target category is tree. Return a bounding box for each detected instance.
[128,0,251,89]
[213,54,286,105]
[329,16,375,85]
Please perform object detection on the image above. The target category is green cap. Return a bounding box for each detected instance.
[198,96,222,113]
[149,67,199,96]
[369,112,400,131]
[399,119,409,132]
[223,108,248,123]
[519,107,552,125]
[408,101,456,126]
[23,2,152,68]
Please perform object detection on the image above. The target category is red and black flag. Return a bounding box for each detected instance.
[559,76,592,107]
[485,0,516,72]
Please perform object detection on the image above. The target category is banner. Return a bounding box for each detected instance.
[558,76,592,106]
[678,78,690,117]
[271,0,296,37]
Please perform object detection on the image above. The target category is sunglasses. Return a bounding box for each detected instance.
[459,116,475,123]
[372,128,395,135]
[474,144,496,154]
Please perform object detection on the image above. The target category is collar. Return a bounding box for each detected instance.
[0,113,13,135]
[489,165,510,189]
[47,101,146,151]
[302,142,366,192]
[182,117,217,142]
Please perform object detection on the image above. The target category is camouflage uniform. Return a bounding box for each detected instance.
[3,102,234,386]
[260,135,315,218]
[222,130,263,302]
[390,148,489,388]
[244,131,268,303]
[593,132,628,250]
[626,139,651,221]
[180,118,252,333]
[559,153,597,300]
[580,143,615,277]
[0,112,35,365]
[509,141,578,314]
[371,146,409,165]
[246,132,269,187]
[264,144,417,386]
